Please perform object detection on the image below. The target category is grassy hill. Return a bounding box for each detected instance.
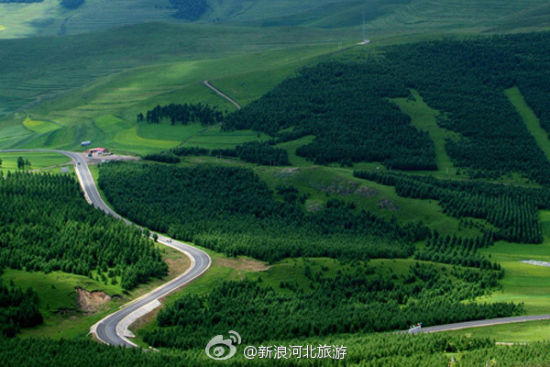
[2,18,550,365]
[1,0,550,154]
[0,22,350,113]
[1,0,549,39]
[0,22,356,153]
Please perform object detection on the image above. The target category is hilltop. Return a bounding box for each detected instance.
[0,0,549,38]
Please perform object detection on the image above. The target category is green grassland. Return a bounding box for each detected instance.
[0,243,190,339]
[0,22,354,119]
[448,320,550,343]
[3,0,550,351]
[1,0,549,39]
[363,0,550,39]
[2,0,550,156]
[0,29,347,154]
[392,89,458,176]
[1,268,122,339]
[476,211,550,315]
[506,86,550,162]
[257,164,484,237]
[0,0,176,39]
[0,151,71,173]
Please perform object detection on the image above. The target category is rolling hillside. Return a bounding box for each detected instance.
[4,3,550,365]
[1,0,549,39]
[0,22,350,153]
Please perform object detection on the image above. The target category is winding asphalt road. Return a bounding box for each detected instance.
[0,149,211,347]
[3,149,550,343]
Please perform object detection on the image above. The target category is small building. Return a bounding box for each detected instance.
[81,141,91,147]
[87,147,109,156]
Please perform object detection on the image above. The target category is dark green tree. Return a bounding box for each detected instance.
[17,157,24,170]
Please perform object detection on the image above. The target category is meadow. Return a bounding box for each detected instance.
[449,320,550,344]
[392,89,458,176]
[0,240,190,339]
[3,4,550,364]
[1,0,549,39]
[1,0,550,157]
[0,151,70,172]
[506,87,550,162]
[476,211,550,315]
[0,32,347,154]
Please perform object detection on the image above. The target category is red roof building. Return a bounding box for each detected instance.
[87,147,109,154]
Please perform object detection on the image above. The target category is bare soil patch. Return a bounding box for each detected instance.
[76,287,111,313]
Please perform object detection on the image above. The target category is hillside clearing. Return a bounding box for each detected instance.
[506,86,550,163]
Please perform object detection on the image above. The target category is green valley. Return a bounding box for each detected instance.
[3,1,550,366]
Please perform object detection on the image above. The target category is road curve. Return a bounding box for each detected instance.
[203,80,242,110]
[0,149,211,347]
[4,149,550,341]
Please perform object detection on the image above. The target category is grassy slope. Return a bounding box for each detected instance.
[1,243,190,339]
[363,0,550,39]
[2,1,550,154]
[2,1,550,348]
[0,22,353,117]
[0,24,350,154]
[448,319,550,343]
[506,86,550,162]
[477,210,550,315]
[2,0,549,39]
[224,0,550,33]
[0,151,71,173]
[0,0,175,38]
[1,268,123,339]
[392,89,458,176]
[176,155,482,238]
